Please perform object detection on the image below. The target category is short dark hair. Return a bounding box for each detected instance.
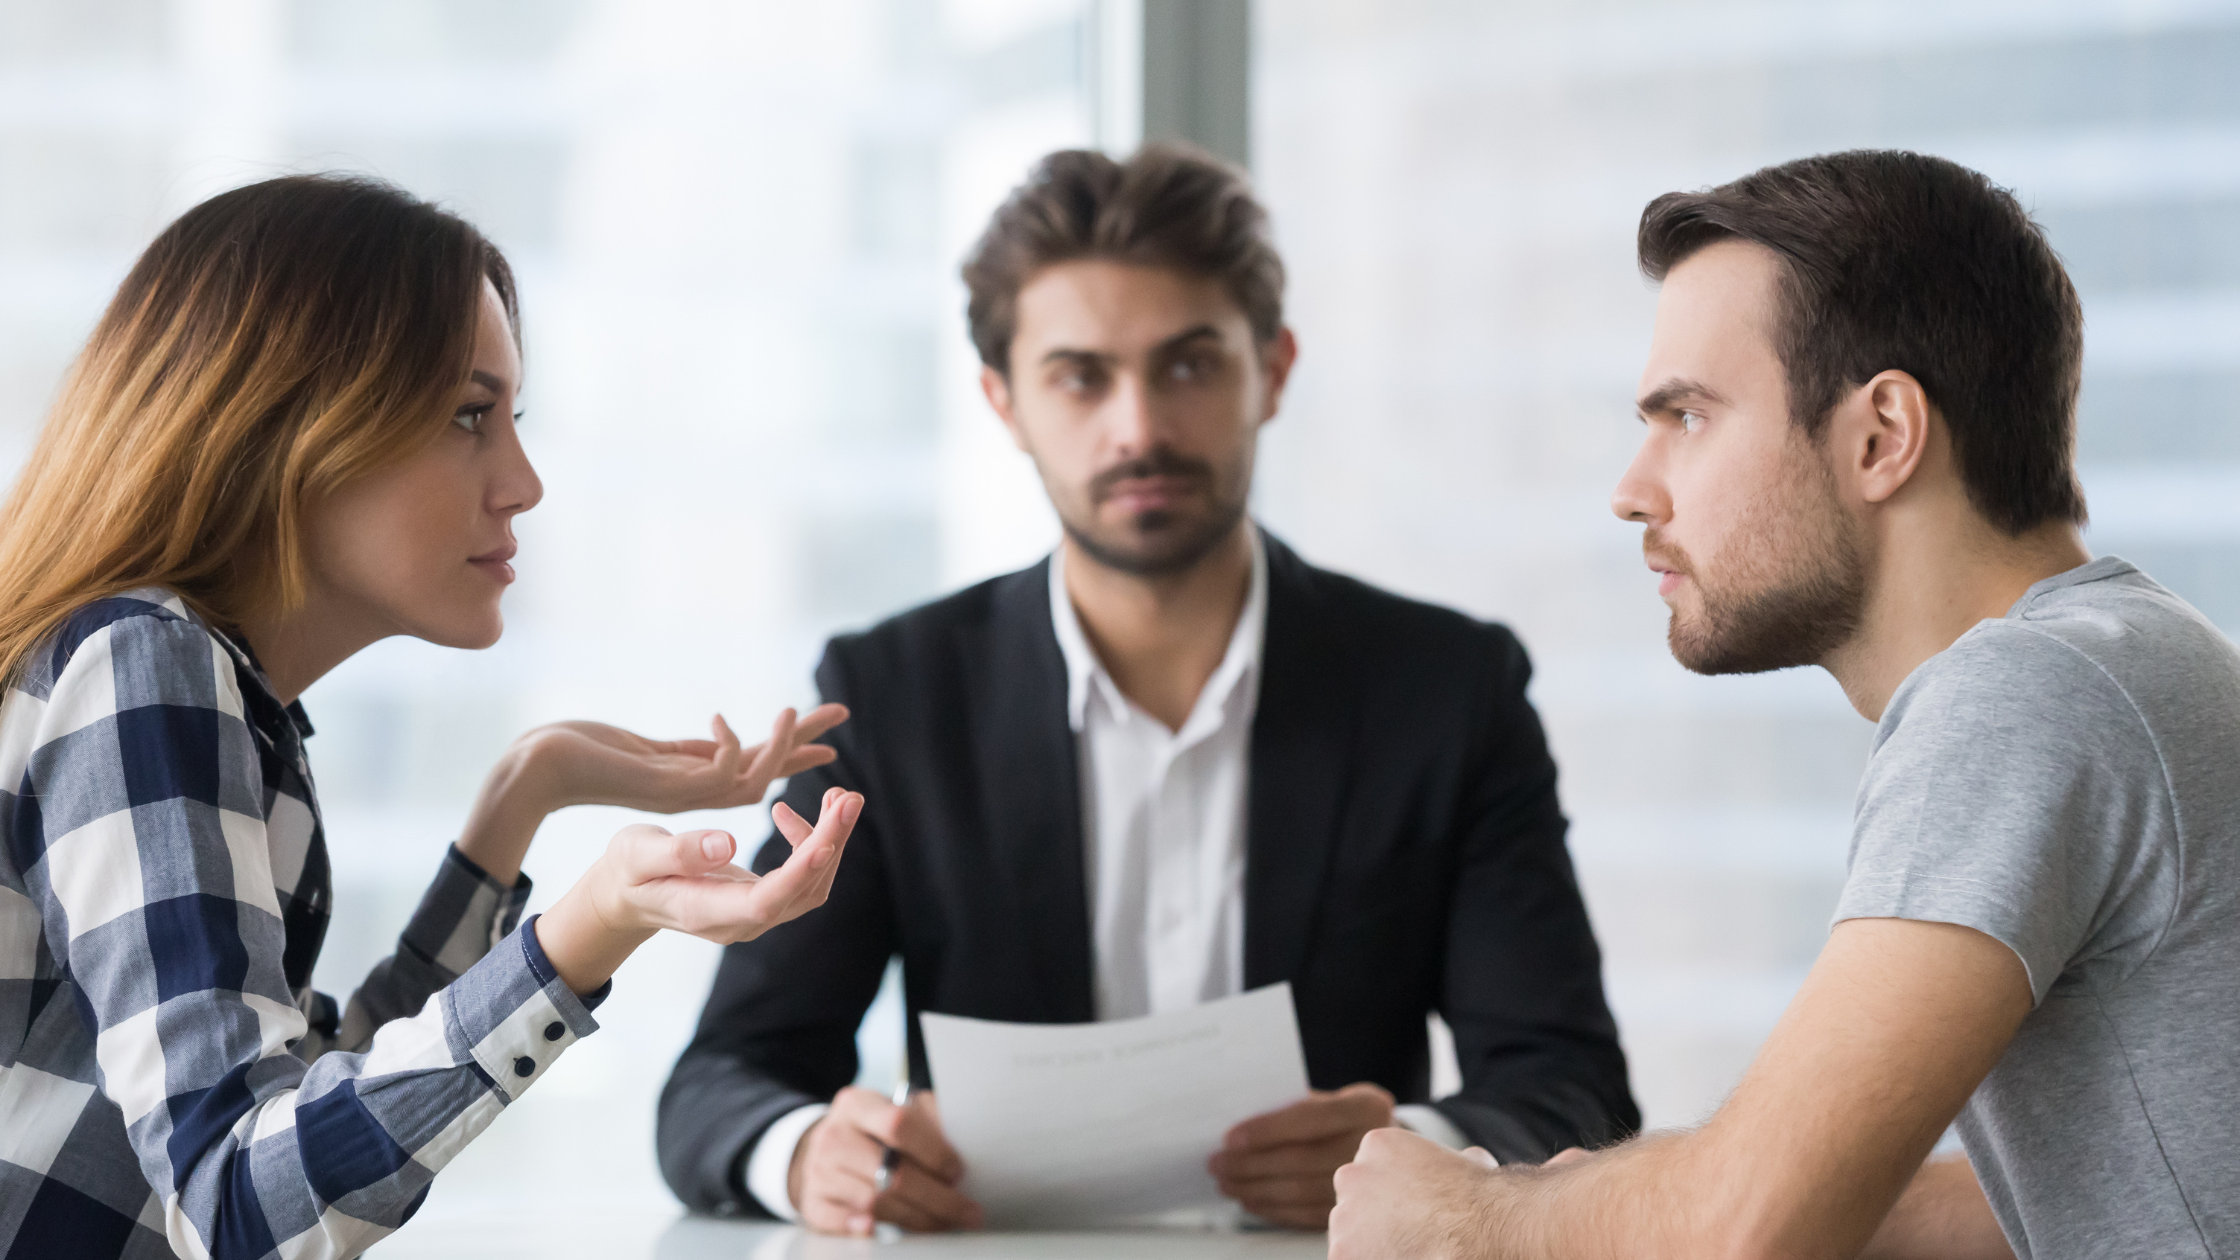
[1638,150,2086,536]
[961,143,1285,373]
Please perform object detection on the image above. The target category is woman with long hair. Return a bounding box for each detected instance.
[0,174,861,1259]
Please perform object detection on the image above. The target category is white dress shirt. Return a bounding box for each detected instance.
[1054,533,1265,1021]
[742,533,1463,1220]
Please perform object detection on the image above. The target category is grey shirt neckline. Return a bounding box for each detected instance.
[2005,554,2137,616]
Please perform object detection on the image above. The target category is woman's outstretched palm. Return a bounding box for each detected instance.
[524,704,849,814]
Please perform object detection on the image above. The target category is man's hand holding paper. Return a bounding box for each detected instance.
[921,984,1327,1229]
[796,988,1398,1235]
[1210,1082,1398,1229]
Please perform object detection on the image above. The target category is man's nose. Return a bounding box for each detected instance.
[1103,373,1158,455]
[1610,439,1670,525]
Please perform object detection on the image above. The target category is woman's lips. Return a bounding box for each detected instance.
[471,544,517,584]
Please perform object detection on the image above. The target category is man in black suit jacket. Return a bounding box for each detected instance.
[657,144,1636,1236]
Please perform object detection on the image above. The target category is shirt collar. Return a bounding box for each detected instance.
[141,588,315,742]
[1048,526,1269,736]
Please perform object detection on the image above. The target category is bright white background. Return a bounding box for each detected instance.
[3,0,2238,1234]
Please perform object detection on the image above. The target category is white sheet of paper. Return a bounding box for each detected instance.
[920,983,1312,1229]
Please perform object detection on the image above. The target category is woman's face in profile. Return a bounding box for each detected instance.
[302,280,543,650]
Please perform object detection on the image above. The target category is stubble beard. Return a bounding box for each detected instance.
[1056,446,1254,579]
[1659,452,1868,676]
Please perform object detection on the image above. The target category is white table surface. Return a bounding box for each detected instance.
[368,1209,1329,1260]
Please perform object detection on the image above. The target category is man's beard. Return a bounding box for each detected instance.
[1057,446,1251,578]
[1656,456,1867,676]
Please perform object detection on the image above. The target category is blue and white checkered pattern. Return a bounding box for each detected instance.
[0,590,604,1259]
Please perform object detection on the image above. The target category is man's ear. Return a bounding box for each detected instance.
[1843,369,1933,507]
[980,364,1031,454]
[1257,327,1299,426]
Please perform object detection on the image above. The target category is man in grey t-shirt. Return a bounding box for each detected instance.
[1330,150,2237,1260]
[1842,556,2240,1254]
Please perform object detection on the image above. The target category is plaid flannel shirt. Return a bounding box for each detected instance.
[0,590,605,1260]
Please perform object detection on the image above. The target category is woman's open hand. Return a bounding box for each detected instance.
[457,705,849,884]
[520,705,849,814]
[534,786,864,993]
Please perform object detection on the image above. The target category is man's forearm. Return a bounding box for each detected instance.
[1491,1132,1696,1258]
[1859,1156,2012,1260]
[656,1047,829,1215]
[1338,1122,1889,1260]
[1333,1127,1703,1260]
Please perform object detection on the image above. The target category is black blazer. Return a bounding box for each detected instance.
[657,534,1638,1215]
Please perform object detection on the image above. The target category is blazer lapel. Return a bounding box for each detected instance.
[959,561,1097,1023]
[1244,534,1360,989]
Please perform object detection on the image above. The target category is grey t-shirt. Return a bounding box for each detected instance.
[1835,556,2239,1259]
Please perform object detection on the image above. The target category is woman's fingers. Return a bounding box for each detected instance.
[792,703,849,742]
[793,793,859,903]
[780,745,841,775]
[745,703,846,784]
[738,708,799,793]
[715,791,860,937]
[772,790,853,903]
[774,786,845,844]
[593,772,862,941]
[708,712,745,778]
[613,823,737,884]
[647,704,848,807]
[618,793,858,941]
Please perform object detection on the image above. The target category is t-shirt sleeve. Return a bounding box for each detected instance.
[1833,625,2180,1004]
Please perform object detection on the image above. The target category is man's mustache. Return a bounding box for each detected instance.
[1089,450,1215,503]
[1642,528,1694,576]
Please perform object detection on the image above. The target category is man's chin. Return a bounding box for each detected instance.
[1667,621,1724,675]
[1073,537,1209,578]
[1667,613,1825,677]
[1066,513,1240,579]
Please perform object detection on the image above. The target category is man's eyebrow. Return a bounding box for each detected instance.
[1150,324,1223,356]
[1636,378,1730,417]
[468,369,510,393]
[1036,325,1224,367]
[1038,347,1114,367]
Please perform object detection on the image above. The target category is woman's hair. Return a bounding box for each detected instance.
[0,174,516,684]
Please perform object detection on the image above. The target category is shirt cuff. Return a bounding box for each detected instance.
[401,844,535,979]
[518,913,612,1011]
[445,919,603,1105]
[1395,1104,1480,1156]
[744,1103,830,1221]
